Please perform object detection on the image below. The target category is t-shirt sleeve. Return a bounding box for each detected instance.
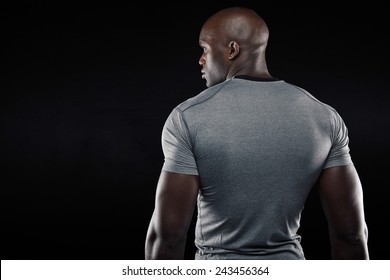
[323,110,354,169]
[161,108,199,175]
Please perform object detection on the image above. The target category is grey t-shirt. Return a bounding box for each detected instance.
[161,76,353,259]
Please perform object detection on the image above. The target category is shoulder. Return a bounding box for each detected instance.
[286,83,350,135]
[285,82,343,117]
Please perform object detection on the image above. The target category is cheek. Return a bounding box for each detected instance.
[207,53,224,70]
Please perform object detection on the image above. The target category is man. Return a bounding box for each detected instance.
[145,7,369,260]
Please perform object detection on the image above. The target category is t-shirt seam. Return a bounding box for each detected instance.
[175,80,231,114]
[288,83,339,115]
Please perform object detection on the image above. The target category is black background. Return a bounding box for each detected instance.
[1,1,389,260]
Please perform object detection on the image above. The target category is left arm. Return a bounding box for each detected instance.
[145,171,200,259]
[317,165,369,259]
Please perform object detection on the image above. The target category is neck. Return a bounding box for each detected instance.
[227,54,272,79]
[227,67,272,80]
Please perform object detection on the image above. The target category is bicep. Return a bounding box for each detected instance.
[318,165,367,235]
[152,171,199,238]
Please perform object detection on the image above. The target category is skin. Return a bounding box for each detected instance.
[199,7,272,87]
[145,7,369,259]
[318,165,369,259]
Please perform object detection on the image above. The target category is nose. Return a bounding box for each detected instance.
[199,54,205,66]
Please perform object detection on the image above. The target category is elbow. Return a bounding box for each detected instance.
[158,228,188,247]
[333,224,368,246]
[331,218,369,245]
[145,225,157,259]
[336,231,368,245]
[145,224,188,259]
[363,222,369,241]
[330,225,369,259]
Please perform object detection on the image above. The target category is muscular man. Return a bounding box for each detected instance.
[145,7,369,260]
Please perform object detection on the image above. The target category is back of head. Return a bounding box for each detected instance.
[199,7,271,83]
[202,7,269,53]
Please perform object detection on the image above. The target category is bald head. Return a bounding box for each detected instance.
[198,7,272,86]
[201,7,269,53]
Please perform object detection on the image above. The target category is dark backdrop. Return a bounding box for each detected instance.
[1,1,388,260]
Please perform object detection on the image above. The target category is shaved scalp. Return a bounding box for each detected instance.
[201,7,269,51]
[199,7,272,81]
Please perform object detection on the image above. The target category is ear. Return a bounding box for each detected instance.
[228,41,240,60]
